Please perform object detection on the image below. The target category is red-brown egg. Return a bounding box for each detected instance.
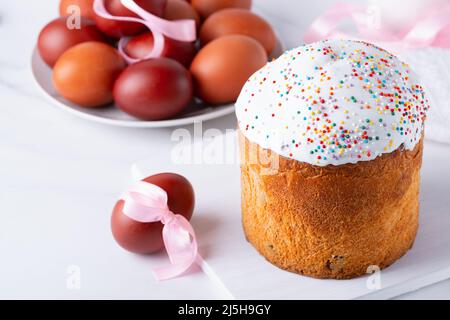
[191,0,252,19]
[164,0,201,28]
[111,173,195,254]
[114,58,193,120]
[94,0,167,38]
[124,32,197,67]
[190,35,267,104]
[53,42,126,107]
[59,0,94,18]
[200,8,276,55]
[38,17,108,67]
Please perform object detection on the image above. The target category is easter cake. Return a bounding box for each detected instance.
[236,39,430,279]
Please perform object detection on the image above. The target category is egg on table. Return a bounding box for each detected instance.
[111,173,195,254]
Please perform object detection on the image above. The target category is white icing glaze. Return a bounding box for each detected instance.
[236,39,430,166]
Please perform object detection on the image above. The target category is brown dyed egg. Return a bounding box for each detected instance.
[164,0,201,28]
[59,0,94,18]
[190,35,267,104]
[114,58,193,120]
[191,0,252,19]
[111,173,195,254]
[53,42,126,107]
[200,8,276,55]
[38,17,108,67]
[94,0,167,38]
[124,32,197,67]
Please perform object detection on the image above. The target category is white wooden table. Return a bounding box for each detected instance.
[0,0,448,299]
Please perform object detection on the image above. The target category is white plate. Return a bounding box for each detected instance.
[31,39,285,128]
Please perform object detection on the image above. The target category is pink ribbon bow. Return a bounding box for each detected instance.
[121,181,199,281]
[93,0,196,64]
[304,1,450,53]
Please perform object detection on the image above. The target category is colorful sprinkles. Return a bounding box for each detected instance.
[235,40,430,166]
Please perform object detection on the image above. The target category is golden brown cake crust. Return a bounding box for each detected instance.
[239,131,423,279]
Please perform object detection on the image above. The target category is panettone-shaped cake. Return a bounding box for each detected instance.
[236,39,430,279]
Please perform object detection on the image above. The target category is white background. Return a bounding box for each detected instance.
[0,0,449,299]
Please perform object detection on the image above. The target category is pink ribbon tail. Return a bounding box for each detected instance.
[303,2,366,43]
[153,214,198,280]
[403,5,450,48]
[121,181,199,281]
[303,1,450,53]
[93,0,196,64]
